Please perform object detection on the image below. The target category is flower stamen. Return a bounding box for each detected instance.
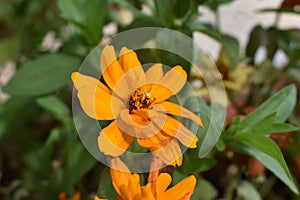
[127,88,156,114]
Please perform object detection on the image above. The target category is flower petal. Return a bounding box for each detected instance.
[153,114,198,148]
[98,121,134,157]
[141,184,155,200]
[150,65,187,103]
[119,47,146,89]
[156,173,172,198]
[137,131,172,148]
[100,45,128,98]
[159,175,196,200]
[156,101,204,128]
[150,139,182,167]
[110,157,131,195]
[118,109,165,138]
[145,63,163,83]
[71,72,122,120]
[128,174,142,199]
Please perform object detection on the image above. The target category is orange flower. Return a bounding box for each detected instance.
[71,45,203,166]
[103,157,196,200]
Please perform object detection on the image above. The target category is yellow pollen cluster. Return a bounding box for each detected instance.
[127,88,155,114]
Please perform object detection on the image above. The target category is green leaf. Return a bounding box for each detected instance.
[57,0,107,45]
[173,0,190,18]
[236,181,262,200]
[155,30,193,73]
[183,96,225,158]
[97,169,118,199]
[154,0,174,27]
[203,0,233,11]
[240,113,276,135]
[186,18,239,69]
[65,141,98,185]
[0,34,21,63]
[3,54,80,96]
[246,25,266,63]
[122,15,160,31]
[240,85,296,131]
[191,178,217,200]
[269,123,299,134]
[185,15,220,40]
[230,133,298,194]
[0,97,38,141]
[179,155,216,174]
[220,34,240,69]
[36,95,70,122]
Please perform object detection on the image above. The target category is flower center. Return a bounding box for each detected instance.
[127,88,156,114]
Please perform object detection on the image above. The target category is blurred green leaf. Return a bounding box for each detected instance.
[266,27,278,59]
[230,133,298,194]
[57,0,107,45]
[0,97,38,141]
[97,169,118,199]
[154,0,174,27]
[36,95,70,122]
[220,34,240,69]
[179,154,216,173]
[288,68,300,82]
[173,0,190,18]
[236,181,261,200]
[240,85,296,131]
[191,178,217,200]
[65,141,98,185]
[186,17,239,68]
[3,54,80,96]
[246,25,265,63]
[203,0,233,11]
[122,15,160,30]
[0,34,21,64]
[252,61,282,84]
[156,31,193,72]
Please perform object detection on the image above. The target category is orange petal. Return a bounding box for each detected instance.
[110,157,131,195]
[156,101,204,128]
[100,45,128,98]
[119,47,146,89]
[159,175,196,200]
[145,63,163,83]
[98,121,134,157]
[118,109,163,138]
[150,66,187,103]
[153,114,198,148]
[156,173,172,198]
[119,109,151,127]
[71,72,122,120]
[150,139,183,167]
[141,184,155,200]
[137,131,172,148]
[128,174,142,199]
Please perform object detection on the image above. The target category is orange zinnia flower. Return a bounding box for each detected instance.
[100,157,196,200]
[71,45,203,166]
